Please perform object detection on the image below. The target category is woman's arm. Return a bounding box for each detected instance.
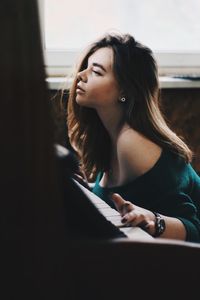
[111,193,187,241]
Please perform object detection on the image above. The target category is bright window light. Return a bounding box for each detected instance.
[45,0,200,52]
[42,0,200,76]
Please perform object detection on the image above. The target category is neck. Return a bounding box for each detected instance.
[96,106,125,143]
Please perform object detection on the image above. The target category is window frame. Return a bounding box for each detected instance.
[38,0,200,77]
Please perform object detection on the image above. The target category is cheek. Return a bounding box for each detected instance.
[75,80,120,108]
[89,83,119,103]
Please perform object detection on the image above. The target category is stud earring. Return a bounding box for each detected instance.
[120,97,126,103]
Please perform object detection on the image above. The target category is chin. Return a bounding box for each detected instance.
[76,96,91,108]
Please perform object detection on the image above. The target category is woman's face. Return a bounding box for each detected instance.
[76,47,121,109]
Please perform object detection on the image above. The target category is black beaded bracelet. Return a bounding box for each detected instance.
[153,212,166,237]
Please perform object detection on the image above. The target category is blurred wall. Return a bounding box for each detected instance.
[50,88,200,174]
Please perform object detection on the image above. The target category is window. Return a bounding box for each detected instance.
[39,0,200,77]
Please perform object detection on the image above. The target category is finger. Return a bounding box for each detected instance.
[121,202,134,216]
[121,211,136,225]
[73,174,90,189]
[141,220,155,235]
[111,193,126,212]
[122,212,144,227]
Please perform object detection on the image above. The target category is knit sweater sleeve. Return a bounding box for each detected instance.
[160,192,200,243]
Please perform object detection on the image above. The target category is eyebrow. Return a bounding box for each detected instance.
[92,63,107,72]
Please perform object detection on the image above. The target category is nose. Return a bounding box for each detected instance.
[77,70,87,83]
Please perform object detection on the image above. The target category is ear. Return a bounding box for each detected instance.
[118,90,127,103]
[119,89,125,98]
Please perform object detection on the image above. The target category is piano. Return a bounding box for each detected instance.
[74,179,153,241]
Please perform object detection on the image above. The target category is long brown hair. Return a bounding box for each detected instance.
[67,33,192,181]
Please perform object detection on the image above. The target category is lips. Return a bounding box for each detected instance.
[76,84,85,92]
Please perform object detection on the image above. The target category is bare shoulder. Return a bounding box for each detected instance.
[117,127,162,173]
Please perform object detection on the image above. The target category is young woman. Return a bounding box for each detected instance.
[67,33,200,242]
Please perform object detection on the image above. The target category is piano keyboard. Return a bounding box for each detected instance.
[74,179,154,240]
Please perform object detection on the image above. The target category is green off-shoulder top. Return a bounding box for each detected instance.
[92,149,200,243]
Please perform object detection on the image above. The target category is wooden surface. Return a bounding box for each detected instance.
[67,237,200,299]
[161,88,200,174]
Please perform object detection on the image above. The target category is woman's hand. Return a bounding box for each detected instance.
[72,169,91,190]
[111,193,156,236]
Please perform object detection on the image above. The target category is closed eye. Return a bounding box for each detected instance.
[92,70,102,76]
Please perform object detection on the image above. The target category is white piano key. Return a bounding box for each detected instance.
[73,179,153,240]
[99,208,120,217]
